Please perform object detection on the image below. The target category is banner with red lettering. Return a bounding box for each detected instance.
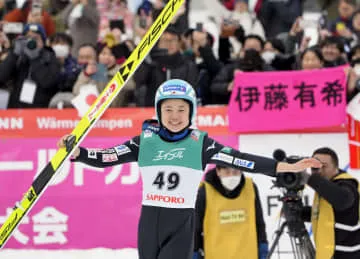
[228,67,347,132]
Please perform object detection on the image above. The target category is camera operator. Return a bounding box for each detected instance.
[194,165,268,259]
[0,23,61,108]
[301,147,360,259]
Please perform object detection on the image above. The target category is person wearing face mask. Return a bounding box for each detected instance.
[194,165,268,259]
[262,38,296,71]
[49,32,81,92]
[300,147,360,259]
[0,23,61,108]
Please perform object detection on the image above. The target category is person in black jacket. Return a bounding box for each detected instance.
[183,28,223,105]
[134,25,198,107]
[259,0,303,39]
[211,34,271,104]
[301,147,360,259]
[0,23,61,108]
[48,32,81,93]
[194,165,268,259]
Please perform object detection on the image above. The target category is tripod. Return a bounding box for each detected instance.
[267,193,316,259]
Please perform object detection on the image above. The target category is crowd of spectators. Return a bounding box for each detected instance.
[0,0,359,109]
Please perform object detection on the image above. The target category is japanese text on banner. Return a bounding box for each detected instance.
[228,67,347,132]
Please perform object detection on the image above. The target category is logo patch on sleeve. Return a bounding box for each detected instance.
[115,145,131,156]
[102,153,118,162]
[87,149,98,159]
[233,158,255,169]
[211,153,234,164]
[221,147,232,154]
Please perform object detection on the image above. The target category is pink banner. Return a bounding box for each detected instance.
[0,136,238,249]
[228,67,347,132]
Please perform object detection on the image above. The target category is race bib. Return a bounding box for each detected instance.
[140,165,203,209]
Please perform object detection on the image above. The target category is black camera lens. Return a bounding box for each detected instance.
[276,172,303,190]
[283,173,296,184]
[26,38,37,50]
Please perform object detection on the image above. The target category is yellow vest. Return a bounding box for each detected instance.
[203,177,258,259]
[312,173,360,259]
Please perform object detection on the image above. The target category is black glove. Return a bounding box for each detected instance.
[64,135,76,152]
[234,26,245,44]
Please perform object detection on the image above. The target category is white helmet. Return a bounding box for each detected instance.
[155,79,197,126]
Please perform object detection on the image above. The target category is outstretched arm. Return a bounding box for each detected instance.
[202,136,322,177]
[202,136,278,177]
[58,135,140,168]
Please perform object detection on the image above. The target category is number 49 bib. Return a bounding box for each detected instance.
[138,130,206,209]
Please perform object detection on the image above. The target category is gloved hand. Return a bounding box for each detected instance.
[64,134,76,152]
[259,242,269,259]
[193,251,200,259]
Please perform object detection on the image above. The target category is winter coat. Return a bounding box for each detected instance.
[61,0,100,57]
[57,55,82,92]
[0,47,61,108]
[211,58,272,104]
[259,0,302,38]
[134,51,199,107]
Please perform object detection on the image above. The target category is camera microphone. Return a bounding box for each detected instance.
[273,149,287,162]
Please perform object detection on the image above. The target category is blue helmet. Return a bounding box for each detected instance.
[155,79,197,126]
